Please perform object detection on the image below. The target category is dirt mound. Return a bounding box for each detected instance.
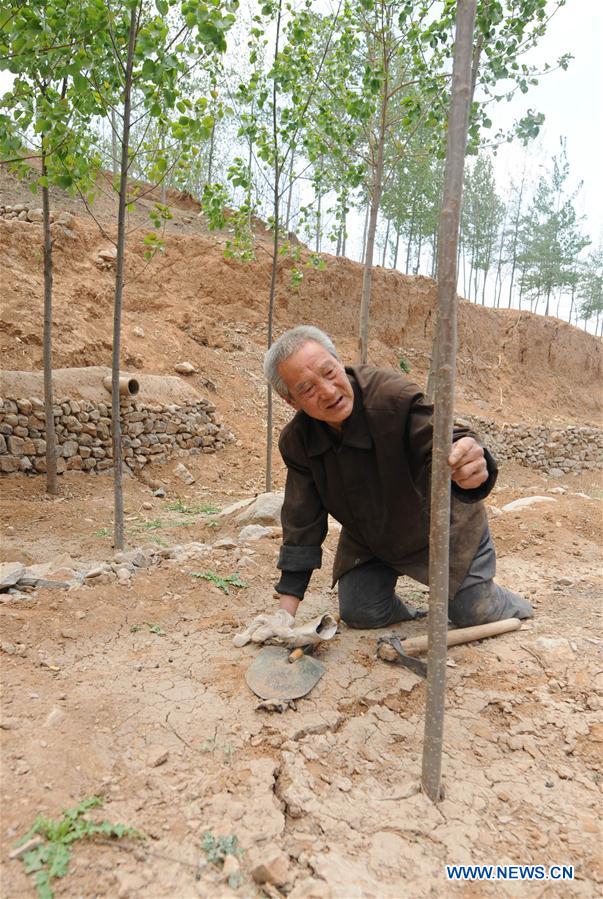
[1,168,600,429]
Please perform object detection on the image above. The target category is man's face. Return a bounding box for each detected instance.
[277,340,354,430]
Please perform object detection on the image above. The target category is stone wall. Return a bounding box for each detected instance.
[465,416,603,476]
[0,395,230,475]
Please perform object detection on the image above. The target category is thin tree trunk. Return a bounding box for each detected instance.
[545,287,551,316]
[111,109,119,176]
[422,0,477,804]
[393,229,400,269]
[112,3,139,550]
[284,147,295,229]
[315,190,321,253]
[341,208,347,256]
[508,170,525,307]
[406,198,416,273]
[265,0,283,493]
[335,227,342,256]
[415,231,423,274]
[41,149,58,495]
[382,217,391,267]
[568,285,575,325]
[207,120,215,184]
[361,201,369,264]
[358,126,386,362]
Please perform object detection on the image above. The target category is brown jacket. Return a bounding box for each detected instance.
[276,365,496,598]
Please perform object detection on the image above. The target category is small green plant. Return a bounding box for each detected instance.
[202,831,241,867]
[13,796,143,899]
[166,499,220,516]
[140,518,164,531]
[399,355,411,374]
[93,527,110,538]
[130,622,166,635]
[190,570,248,595]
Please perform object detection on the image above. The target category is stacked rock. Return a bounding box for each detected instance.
[0,395,231,476]
[465,416,603,476]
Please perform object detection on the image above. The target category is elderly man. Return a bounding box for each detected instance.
[264,325,533,629]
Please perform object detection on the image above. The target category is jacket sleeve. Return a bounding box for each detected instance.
[275,434,329,600]
[405,390,498,503]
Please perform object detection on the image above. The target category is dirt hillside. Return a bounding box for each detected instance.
[1,172,602,899]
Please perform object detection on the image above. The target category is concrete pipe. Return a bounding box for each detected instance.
[102,375,140,396]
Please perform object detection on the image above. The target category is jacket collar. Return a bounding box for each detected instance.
[305,369,373,457]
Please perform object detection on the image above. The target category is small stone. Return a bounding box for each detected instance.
[133,326,145,338]
[75,611,86,620]
[239,524,271,542]
[142,501,153,510]
[60,629,77,640]
[116,568,132,582]
[174,361,196,374]
[148,749,169,768]
[85,565,108,579]
[251,851,290,886]
[153,487,166,498]
[173,462,195,485]
[213,537,238,549]
[97,245,116,262]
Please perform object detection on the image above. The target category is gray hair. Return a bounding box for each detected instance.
[263,325,339,398]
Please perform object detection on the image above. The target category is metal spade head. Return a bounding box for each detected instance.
[245,646,325,701]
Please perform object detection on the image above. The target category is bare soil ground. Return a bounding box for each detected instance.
[1,171,602,898]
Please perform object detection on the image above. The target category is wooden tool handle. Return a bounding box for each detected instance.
[288,647,305,663]
[403,617,521,655]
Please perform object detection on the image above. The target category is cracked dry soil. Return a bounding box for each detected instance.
[1,455,602,899]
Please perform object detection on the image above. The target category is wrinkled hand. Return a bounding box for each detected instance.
[448,437,488,490]
[233,609,296,647]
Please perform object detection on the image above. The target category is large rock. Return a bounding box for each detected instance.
[0,562,25,589]
[235,492,284,526]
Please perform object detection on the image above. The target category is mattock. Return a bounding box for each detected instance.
[377,618,522,678]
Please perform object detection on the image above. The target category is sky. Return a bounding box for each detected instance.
[491,0,603,246]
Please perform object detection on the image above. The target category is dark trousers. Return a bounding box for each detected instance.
[338,525,496,629]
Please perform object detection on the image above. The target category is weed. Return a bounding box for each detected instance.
[13,796,143,899]
[130,622,166,636]
[202,831,241,868]
[166,499,220,516]
[190,570,247,595]
[399,355,411,374]
[140,518,164,531]
[93,527,110,538]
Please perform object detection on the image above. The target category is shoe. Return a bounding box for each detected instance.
[449,581,533,628]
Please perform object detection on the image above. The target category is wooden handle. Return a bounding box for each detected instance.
[403,618,522,655]
[288,647,305,663]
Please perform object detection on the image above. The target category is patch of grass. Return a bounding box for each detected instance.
[190,570,247,595]
[139,518,164,531]
[166,499,220,516]
[13,796,143,899]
